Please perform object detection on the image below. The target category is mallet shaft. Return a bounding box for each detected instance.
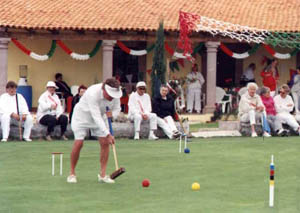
[60,153,63,176]
[179,135,182,153]
[52,154,55,176]
[112,143,119,170]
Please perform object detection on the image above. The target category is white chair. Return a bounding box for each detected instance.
[216,87,232,113]
[71,85,79,96]
[237,87,248,104]
[55,92,66,112]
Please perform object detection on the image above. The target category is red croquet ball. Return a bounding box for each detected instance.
[142,179,150,187]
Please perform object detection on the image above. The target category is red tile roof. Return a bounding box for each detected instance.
[0,0,300,32]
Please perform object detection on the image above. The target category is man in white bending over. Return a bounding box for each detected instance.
[238,82,271,137]
[67,78,122,184]
[274,84,300,134]
[128,81,158,140]
[0,81,33,142]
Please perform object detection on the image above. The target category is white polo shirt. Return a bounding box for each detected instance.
[71,83,121,137]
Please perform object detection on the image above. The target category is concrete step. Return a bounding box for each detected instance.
[192,130,241,138]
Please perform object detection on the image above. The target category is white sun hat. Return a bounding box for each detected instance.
[46,81,58,89]
[105,84,122,99]
[136,81,146,88]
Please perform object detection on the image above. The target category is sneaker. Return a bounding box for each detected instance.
[251,132,257,138]
[1,138,7,142]
[134,133,139,140]
[148,134,159,140]
[263,132,271,137]
[61,135,68,141]
[98,174,115,183]
[23,138,32,142]
[277,128,286,137]
[45,135,52,141]
[67,175,77,183]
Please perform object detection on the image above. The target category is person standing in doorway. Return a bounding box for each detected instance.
[186,64,205,113]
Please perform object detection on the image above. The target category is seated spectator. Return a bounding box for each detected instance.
[0,81,33,142]
[55,73,73,99]
[69,85,87,123]
[37,81,69,141]
[291,66,300,111]
[128,81,158,140]
[260,86,287,136]
[274,84,300,134]
[152,85,181,139]
[238,83,271,137]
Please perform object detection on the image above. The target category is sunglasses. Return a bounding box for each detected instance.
[138,87,146,90]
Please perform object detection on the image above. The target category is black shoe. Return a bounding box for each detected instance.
[277,129,288,137]
[173,131,181,139]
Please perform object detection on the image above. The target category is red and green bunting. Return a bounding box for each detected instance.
[12,39,57,61]
[12,38,300,62]
[220,43,300,59]
[116,41,155,56]
[12,39,102,61]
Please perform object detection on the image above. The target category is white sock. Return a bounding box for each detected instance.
[135,131,139,137]
[149,130,154,136]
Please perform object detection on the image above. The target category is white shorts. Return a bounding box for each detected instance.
[71,106,108,140]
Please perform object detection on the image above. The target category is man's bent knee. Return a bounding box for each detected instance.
[73,140,84,149]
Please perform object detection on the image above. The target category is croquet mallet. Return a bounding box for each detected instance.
[16,93,22,140]
[106,107,125,179]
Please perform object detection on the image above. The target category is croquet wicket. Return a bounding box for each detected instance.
[179,133,187,153]
[51,152,63,176]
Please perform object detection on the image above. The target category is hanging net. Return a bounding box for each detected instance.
[178,11,300,56]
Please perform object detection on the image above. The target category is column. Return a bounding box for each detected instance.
[0,38,10,95]
[102,40,115,81]
[203,41,220,113]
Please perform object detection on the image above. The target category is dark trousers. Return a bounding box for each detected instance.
[39,114,68,136]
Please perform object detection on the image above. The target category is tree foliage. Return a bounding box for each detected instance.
[151,21,166,97]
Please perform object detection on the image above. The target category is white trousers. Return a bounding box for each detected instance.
[187,87,201,112]
[0,113,33,139]
[240,110,263,125]
[277,112,299,131]
[157,116,178,139]
[129,113,157,132]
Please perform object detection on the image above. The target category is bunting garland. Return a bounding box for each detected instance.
[57,40,102,60]
[220,43,299,60]
[12,39,102,61]
[262,44,299,59]
[12,38,300,62]
[12,39,57,61]
[116,41,155,56]
[117,40,204,59]
[220,43,260,59]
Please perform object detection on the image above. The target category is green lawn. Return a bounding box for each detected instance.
[1,137,300,213]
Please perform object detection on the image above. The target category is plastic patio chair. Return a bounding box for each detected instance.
[71,85,79,96]
[216,87,232,113]
[237,87,248,104]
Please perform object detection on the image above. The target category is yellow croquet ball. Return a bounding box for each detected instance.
[191,182,200,191]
